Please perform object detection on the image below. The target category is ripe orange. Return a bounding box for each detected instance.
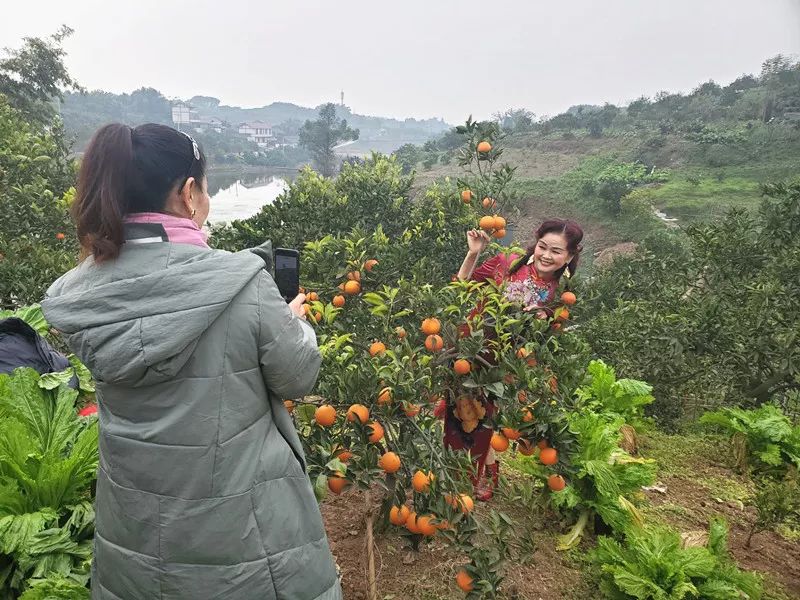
[377,387,392,405]
[539,447,558,465]
[405,512,421,534]
[307,291,319,301]
[491,432,510,452]
[404,403,420,417]
[447,493,475,514]
[364,259,379,272]
[315,405,336,427]
[313,311,323,323]
[332,294,345,307]
[335,449,353,462]
[547,474,566,492]
[425,334,444,352]
[503,373,517,385]
[516,347,529,359]
[283,399,295,413]
[501,427,521,440]
[328,473,349,494]
[479,215,495,231]
[492,228,506,239]
[303,303,312,316]
[527,356,538,367]
[518,439,536,455]
[549,376,558,393]
[517,390,528,403]
[456,569,474,592]
[343,280,361,295]
[522,408,534,422]
[551,322,562,331]
[412,470,433,493]
[556,307,570,321]
[378,451,401,473]
[395,326,406,339]
[561,291,577,305]
[492,215,506,230]
[346,404,369,424]
[482,197,496,209]
[369,341,386,357]
[461,189,473,203]
[537,439,549,450]
[421,317,441,335]
[476,141,492,153]
[347,270,361,282]
[453,359,472,375]
[368,421,384,443]
[389,505,410,526]
[55,232,66,240]
[415,514,437,536]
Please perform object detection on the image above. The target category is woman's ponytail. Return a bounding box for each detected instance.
[72,124,134,263]
[71,123,206,263]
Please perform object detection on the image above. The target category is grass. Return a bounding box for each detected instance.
[643,176,762,220]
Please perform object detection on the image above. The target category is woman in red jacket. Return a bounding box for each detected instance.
[436,218,584,500]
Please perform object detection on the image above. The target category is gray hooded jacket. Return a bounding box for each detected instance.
[42,227,342,600]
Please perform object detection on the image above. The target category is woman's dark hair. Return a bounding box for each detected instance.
[72,123,206,262]
[508,219,584,278]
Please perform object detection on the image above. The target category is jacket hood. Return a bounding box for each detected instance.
[42,248,269,387]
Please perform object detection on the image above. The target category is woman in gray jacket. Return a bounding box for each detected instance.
[42,123,342,600]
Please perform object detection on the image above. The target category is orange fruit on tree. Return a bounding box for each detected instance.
[482,197,496,209]
[501,427,521,440]
[491,432,510,452]
[303,303,312,316]
[556,307,570,321]
[456,569,474,593]
[283,399,295,413]
[405,512,421,534]
[425,334,444,352]
[343,280,361,295]
[561,291,577,305]
[367,421,384,443]
[516,347,529,359]
[522,408,534,422]
[415,514,438,536]
[551,322,562,331]
[404,403,420,417]
[335,449,353,462]
[527,356,538,367]
[327,473,349,494]
[364,259,379,272]
[412,470,433,493]
[315,405,336,427]
[492,228,506,239]
[346,403,369,424]
[549,376,558,393]
[395,326,406,339]
[347,270,361,282]
[479,215,495,231]
[332,294,345,307]
[492,215,506,230]
[503,373,517,385]
[378,451,401,473]
[539,447,558,465]
[447,493,474,514]
[537,439,549,450]
[461,189,473,203]
[547,474,566,492]
[421,317,441,335]
[55,232,66,240]
[453,359,472,375]
[476,141,492,153]
[307,291,319,301]
[313,311,323,323]
[377,387,392,405]
[389,505,410,526]
[518,439,536,456]
[369,341,386,357]
[517,390,528,403]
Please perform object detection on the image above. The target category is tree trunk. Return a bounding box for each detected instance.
[364,490,378,600]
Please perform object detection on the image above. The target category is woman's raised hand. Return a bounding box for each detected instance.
[466,229,490,255]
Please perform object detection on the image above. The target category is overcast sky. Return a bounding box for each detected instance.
[2,0,799,123]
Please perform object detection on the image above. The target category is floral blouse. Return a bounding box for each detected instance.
[471,253,559,309]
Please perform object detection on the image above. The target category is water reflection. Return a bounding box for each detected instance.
[207,171,292,224]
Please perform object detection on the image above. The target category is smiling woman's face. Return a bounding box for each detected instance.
[531,232,572,277]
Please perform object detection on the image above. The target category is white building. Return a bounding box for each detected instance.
[171,102,199,126]
[238,121,276,148]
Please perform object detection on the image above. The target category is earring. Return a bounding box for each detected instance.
[564,266,572,279]
[190,208,196,218]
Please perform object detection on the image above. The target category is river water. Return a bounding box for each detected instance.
[206,170,292,224]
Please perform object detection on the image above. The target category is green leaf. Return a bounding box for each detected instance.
[38,370,74,391]
[67,356,94,394]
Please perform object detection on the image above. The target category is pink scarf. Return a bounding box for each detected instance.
[123,212,209,248]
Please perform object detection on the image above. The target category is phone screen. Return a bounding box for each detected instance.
[274,250,299,302]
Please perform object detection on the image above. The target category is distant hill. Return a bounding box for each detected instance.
[59,88,450,154]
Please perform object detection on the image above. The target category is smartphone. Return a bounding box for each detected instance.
[273,248,300,303]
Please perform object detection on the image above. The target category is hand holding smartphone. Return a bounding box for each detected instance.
[273,248,300,303]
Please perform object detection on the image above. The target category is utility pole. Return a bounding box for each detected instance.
[340,90,344,107]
